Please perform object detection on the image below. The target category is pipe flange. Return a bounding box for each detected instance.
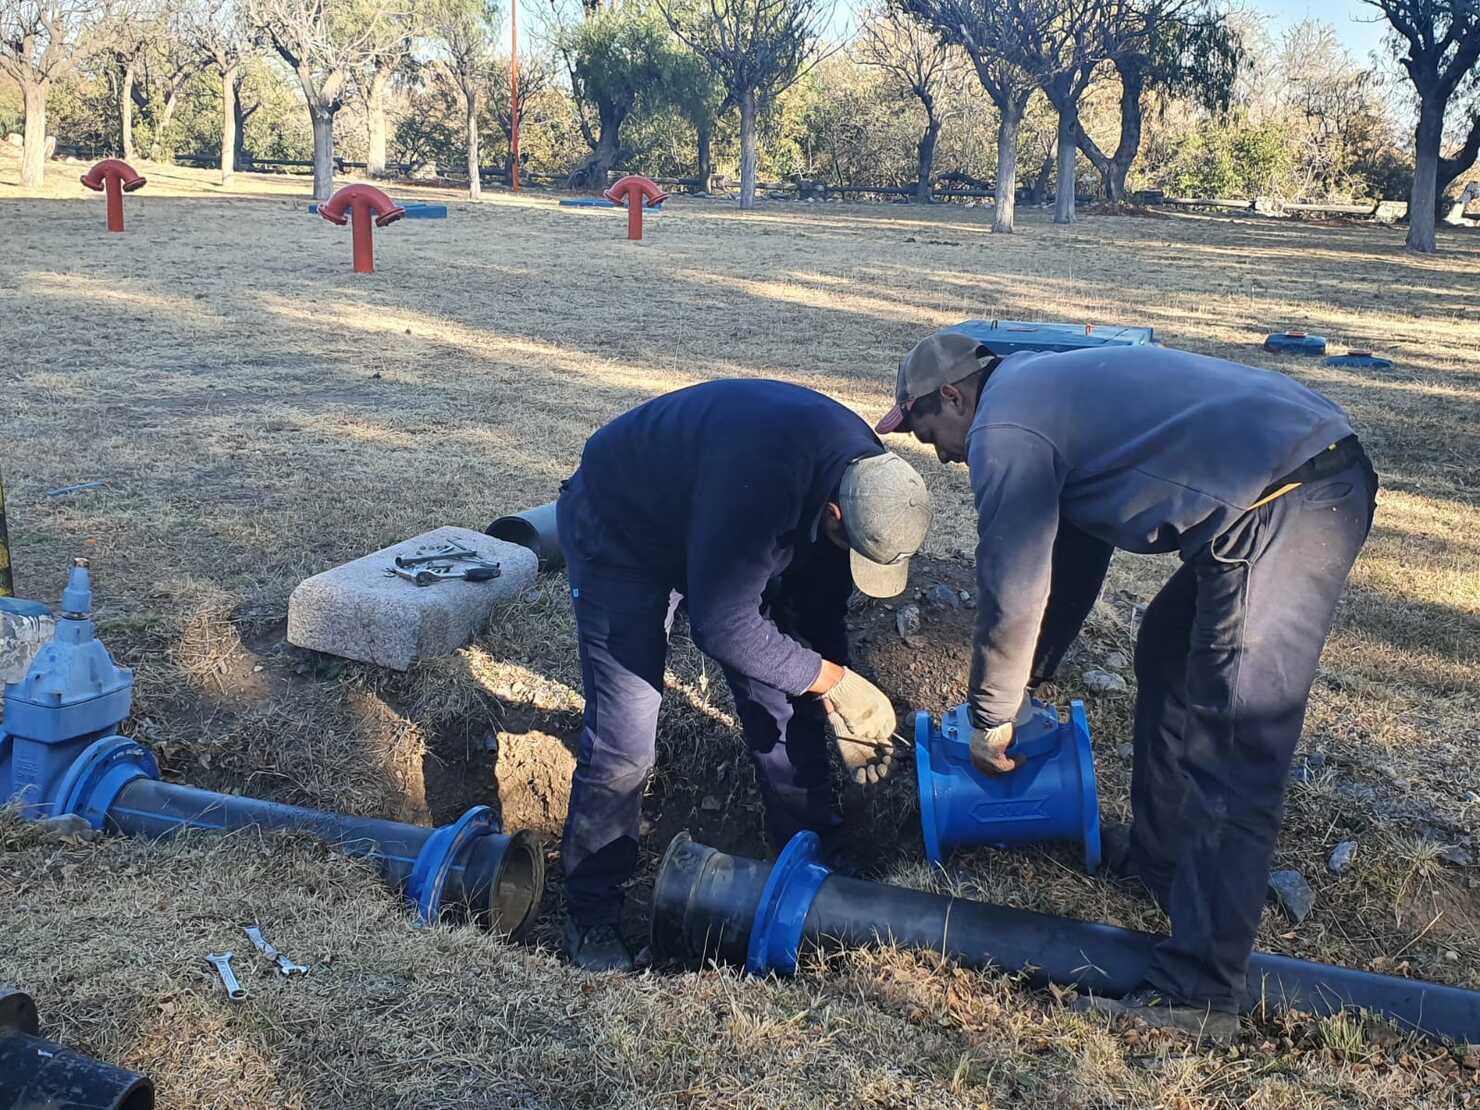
[0,987,40,1036]
[52,735,160,830]
[1070,700,1102,874]
[407,805,498,925]
[745,830,832,976]
[913,710,947,865]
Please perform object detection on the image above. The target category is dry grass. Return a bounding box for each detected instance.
[3,148,1480,1106]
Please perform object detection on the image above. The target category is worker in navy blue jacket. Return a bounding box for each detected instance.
[557,380,932,971]
[877,331,1376,1042]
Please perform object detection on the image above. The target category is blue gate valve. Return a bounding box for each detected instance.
[914,698,1102,873]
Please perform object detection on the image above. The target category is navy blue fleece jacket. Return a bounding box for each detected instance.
[573,380,882,694]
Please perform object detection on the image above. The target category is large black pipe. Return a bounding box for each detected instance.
[107,779,544,937]
[486,501,562,571]
[652,833,1480,1044]
[0,988,154,1110]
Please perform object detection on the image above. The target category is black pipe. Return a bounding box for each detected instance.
[108,779,544,937]
[0,988,154,1110]
[651,833,1480,1044]
[486,501,562,571]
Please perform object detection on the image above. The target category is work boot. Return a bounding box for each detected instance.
[1075,987,1239,1044]
[564,919,635,973]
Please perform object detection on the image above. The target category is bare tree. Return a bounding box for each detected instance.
[1075,0,1241,204]
[186,0,252,183]
[360,3,414,175]
[897,0,1040,229]
[487,45,551,184]
[660,0,834,209]
[1364,0,1480,253]
[1,0,114,186]
[139,10,200,158]
[108,6,151,159]
[246,0,401,199]
[854,4,967,203]
[430,0,499,197]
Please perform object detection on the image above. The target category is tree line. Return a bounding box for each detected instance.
[3,0,1478,251]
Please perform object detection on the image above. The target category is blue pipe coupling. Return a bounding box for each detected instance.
[915,699,1102,872]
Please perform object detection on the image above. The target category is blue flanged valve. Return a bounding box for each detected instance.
[915,699,1102,872]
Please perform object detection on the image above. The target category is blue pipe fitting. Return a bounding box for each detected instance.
[915,700,1102,873]
[745,831,832,975]
[1263,331,1327,355]
[953,318,1155,356]
[50,735,160,829]
[1325,350,1393,369]
[406,804,500,925]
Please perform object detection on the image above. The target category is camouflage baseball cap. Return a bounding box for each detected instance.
[875,330,997,435]
[838,451,932,598]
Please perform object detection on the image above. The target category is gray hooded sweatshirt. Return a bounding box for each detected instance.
[967,344,1354,727]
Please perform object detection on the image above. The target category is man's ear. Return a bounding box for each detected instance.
[940,382,965,412]
[826,502,843,522]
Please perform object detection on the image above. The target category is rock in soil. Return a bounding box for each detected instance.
[1268,869,1315,923]
[1328,840,1358,875]
[896,604,922,643]
[1116,743,1135,759]
[925,584,962,610]
[1104,652,1129,671]
[1082,668,1129,695]
[1438,845,1474,867]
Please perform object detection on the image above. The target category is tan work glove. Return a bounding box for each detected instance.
[970,721,1018,775]
[823,668,897,785]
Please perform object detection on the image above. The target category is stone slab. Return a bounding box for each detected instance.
[1,601,56,685]
[287,526,538,672]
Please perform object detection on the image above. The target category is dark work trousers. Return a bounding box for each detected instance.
[557,484,846,930]
[1128,450,1378,1011]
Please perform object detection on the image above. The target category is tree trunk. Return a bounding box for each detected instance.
[993,104,1023,233]
[153,83,183,160]
[232,78,253,172]
[121,59,136,161]
[311,108,335,201]
[571,96,622,193]
[367,66,390,177]
[20,80,47,189]
[696,121,712,188]
[914,115,940,204]
[739,87,758,211]
[465,89,481,200]
[1053,100,1077,225]
[1407,97,1444,254]
[220,64,237,186]
[1077,57,1143,206]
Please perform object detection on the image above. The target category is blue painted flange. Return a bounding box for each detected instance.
[558,197,663,210]
[745,830,832,976]
[406,804,498,924]
[51,734,160,829]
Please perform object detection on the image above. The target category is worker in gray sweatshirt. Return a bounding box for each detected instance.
[875,331,1377,1042]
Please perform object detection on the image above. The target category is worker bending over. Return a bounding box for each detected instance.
[876,332,1376,1040]
[559,379,932,972]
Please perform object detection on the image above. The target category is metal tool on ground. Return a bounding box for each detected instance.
[206,953,246,1001]
[394,543,479,567]
[915,698,1101,871]
[651,831,1480,1045]
[1,558,546,937]
[1,986,154,1110]
[245,926,310,977]
[386,542,502,586]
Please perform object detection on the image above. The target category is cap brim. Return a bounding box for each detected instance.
[874,405,909,435]
[850,549,911,599]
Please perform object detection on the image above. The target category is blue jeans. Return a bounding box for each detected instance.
[1129,449,1378,1010]
[557,478,844,928]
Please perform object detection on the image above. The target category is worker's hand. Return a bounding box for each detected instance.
[970,721,1018,775]
[822,668,897,785]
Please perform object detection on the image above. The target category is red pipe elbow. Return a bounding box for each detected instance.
[318,184,406,227]
[79,159,147,193]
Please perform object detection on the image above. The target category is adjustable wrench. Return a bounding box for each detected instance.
[245,925,310,977]
[206,952,246,1001]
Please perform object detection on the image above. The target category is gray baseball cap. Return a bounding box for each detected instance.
[875,330,998,435]
[838,452,932,598]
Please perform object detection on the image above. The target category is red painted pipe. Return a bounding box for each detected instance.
[318,184,406,273]
[604,175,669,241]
[79,160,147,233]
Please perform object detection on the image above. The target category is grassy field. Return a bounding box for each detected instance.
[3,149,1480,1107]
